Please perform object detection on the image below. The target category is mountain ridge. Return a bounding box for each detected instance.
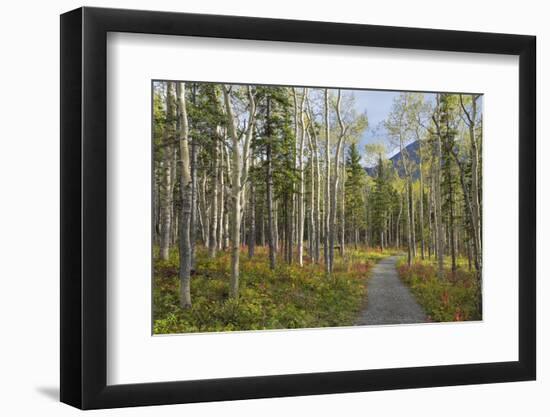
[364,140,421,179]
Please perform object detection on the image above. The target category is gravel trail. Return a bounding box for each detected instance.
[356,256,427,325]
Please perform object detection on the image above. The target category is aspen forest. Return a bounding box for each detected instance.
[153,81,483,334]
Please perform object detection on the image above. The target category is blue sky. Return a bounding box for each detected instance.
[340,89,401,163]
[342,89,439,162]
[350,90,400,148]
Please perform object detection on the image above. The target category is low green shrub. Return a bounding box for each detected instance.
[397,258,481,322]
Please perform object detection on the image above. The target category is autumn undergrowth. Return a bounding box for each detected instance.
[153,246,391,334]
[397,257,481,322]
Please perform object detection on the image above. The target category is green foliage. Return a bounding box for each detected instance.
[260,88,298,200]
[397,258,481,322]
[152,85,166,147]
[438,94,461,216]
[345,143,367,232]
[369,153,396,243]
[153,246,392,334]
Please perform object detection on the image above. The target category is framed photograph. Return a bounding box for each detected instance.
[60,6,536,410]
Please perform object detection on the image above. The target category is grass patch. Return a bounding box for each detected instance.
[397,257,481,322]
[153,246,392,334]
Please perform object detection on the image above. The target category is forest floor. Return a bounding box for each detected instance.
[153,246,397,334]
[355,256,427,325]
[153,247,481,334]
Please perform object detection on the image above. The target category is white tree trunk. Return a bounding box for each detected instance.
[340,144,346,256]
[329,90,347,272]
[305,96,321,263]
[323,89,331,273]
[418,136,425,259]
[159,83,174,261]
[296,88,307,266]
[176,82,192,308]
[434,94,445,279]
[217,141,225,251]
[208,136,220,258]
[266,96,276,269]
[223,85,256,298]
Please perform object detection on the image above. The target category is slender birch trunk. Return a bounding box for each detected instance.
[306,125,317,263]
[341,145,346,256]
[396,190,403,248]
[323,89,331,273]
[433,94,445,279]
[190,84,198,269]
[248,158,256,259]
[159,83,175,260]
[274,201,279,253]
[329,90,348,271]
[427,173,433,259]
[266,96,276,269]
[306,97,321,263]
[223,144,231,251]
[418,135,426,259]
[446,152,457,272]
[397,115,414,266]
[460,95,482,275]
[405,181,413,264]
[176,82,192,308]
[199,175,209,247]
[153,168,160,245]
[296,88,307,266]
[217,140,225,251]
[223,85,256,298]
[225,87,241,298]
[208,136,219,258]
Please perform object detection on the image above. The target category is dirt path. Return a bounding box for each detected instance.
[356,255,427,325]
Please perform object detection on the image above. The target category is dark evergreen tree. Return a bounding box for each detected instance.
[345,143,367,248]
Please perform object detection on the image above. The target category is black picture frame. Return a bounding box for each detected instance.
[60,6,536,410]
